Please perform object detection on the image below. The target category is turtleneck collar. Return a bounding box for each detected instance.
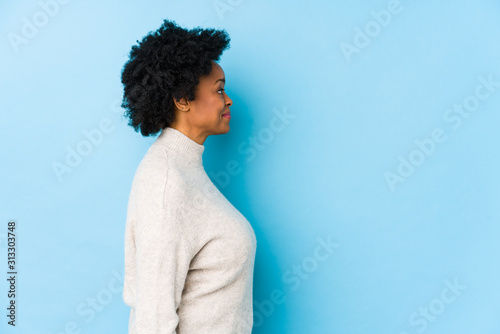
[155,127,205,167]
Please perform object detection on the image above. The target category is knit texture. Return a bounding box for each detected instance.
[123,127,257,333]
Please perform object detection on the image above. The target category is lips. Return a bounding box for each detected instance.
[222,111,231,119]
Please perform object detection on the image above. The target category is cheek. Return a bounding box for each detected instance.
[208,95,225,114]
[191,94,225,123]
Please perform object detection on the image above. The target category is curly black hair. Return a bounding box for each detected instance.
[120,19,231,137]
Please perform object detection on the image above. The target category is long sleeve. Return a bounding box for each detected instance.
[123,127,257,334]
[131,163,195,333]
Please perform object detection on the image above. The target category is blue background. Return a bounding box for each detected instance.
[1,0,500,333]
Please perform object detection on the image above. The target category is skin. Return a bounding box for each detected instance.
[170,60,233,145]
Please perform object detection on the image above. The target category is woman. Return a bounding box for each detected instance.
[120,19,257,333]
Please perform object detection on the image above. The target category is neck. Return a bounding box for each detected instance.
[169,123,208,145]
[155,126,205,167]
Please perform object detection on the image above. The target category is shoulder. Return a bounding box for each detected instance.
[132,145,170,190]
[128,144,192,207]
[127,144,184,215]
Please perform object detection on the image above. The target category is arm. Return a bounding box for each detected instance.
[133,168,194,333]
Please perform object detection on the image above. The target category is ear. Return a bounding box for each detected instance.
[172,95,190,111]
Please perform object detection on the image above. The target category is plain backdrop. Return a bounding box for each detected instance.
[1,0,500,333]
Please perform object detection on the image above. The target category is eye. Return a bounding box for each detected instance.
[218,88,225,94]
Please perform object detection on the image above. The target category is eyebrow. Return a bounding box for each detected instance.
[215,78,225,85]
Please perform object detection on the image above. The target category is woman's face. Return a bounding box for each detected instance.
[172,60,233,144]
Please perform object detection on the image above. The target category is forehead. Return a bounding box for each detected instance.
[208,61,224,80]
[197,61,225,89]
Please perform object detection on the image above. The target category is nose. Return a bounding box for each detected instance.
[225,92,232,107]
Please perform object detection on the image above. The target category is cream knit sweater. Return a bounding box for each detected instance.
[123,127,257,333]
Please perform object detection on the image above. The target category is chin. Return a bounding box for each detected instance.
[210,126,230,136]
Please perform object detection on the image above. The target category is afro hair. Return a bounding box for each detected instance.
[120,19,231,137]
